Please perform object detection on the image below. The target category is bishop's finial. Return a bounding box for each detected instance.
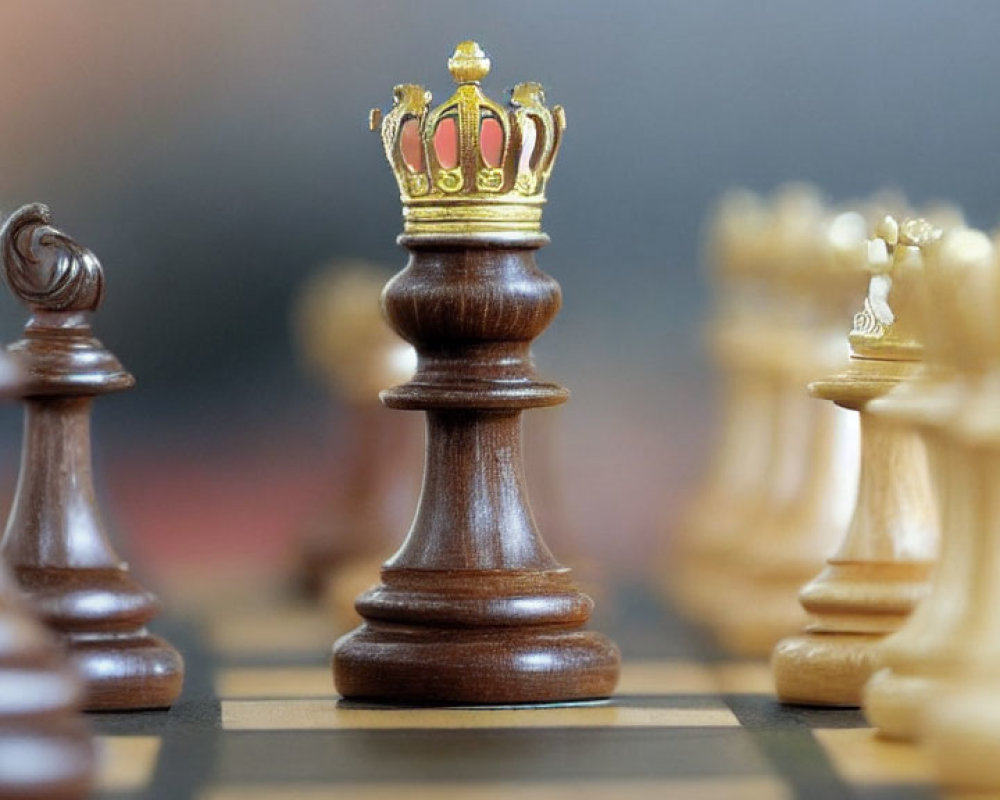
[0,203,104,314]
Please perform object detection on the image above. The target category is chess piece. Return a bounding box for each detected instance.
[0,351,93,799]
[922,232,1000,794]
[522,408,606,602]
[772,216,941,706]
[293,264,416,603]
[668,189,782,622]
[863,227,992,740]
[672,188,864,654]
[333,41,620,704]
[0,557,93,799]
[0,203,184,710]
[711,201,867,656]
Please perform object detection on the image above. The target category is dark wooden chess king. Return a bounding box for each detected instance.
[333,41,620,705]
[0,204,184,711]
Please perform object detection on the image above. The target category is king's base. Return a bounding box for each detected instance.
[926,682,1000,795]
[69,632,185,711]
[0,719,94,800]
[333,623,621,705]
[771,632,883,707]
[863,666,940,741]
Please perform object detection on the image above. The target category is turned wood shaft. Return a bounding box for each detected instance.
[5,398,119,569]
[389,410,557,572]
[832,412,937,564]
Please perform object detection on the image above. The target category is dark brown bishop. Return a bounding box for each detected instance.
[0,204,183,710]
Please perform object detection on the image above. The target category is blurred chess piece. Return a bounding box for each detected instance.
[0,204,184,710]
[863,226,990,740]
[669,185,864,657]
[523,409,607,605]
[0,351,93,799]
[710,196,868,656]
[0,556,93,799]
[293,263,417,626]
[667,189,780,622]
[773,216,942,706]
[918,233,1000,795]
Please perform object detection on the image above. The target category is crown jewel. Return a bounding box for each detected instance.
[370,41,565,239]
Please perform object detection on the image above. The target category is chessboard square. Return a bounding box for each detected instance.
[217,660,724,700]
[96,735,162,792]
[201,777,792,800]
[220,699,740,731]
[215,728,776,784]
[813,728,934,785]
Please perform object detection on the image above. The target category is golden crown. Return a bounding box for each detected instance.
[370,41,565,240]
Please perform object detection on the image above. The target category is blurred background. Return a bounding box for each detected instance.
[0,0,998,579]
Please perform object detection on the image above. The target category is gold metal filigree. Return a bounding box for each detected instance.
[370,41,565,239]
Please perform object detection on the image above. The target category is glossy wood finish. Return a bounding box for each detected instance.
[0,350,93,799]
[861,228,995,741]
[772,396,937,707]
[0,204,183,710]
[333,238,620,705]
[0,558,93,799]
[772,216,944,708]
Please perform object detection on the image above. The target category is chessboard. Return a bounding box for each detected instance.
[88,579,936,800]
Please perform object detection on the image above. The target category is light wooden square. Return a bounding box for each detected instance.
[201,777,790,800]
[220,699,740,731]
[96,735,161,792]
[813,728,934,785]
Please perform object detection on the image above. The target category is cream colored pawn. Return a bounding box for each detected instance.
[923,234,1000,794]
[772,217,941,706]
[925,401,1000,794]
[863,228,994,740]
[712,205,866,656]
[669,190,780,622]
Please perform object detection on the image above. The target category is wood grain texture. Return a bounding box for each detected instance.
[773,215,942,708]
[0,548,93,798]
[863,228,999,741]
[921,233,1000,793]
[333,238,620,704]
[0,204,183,711]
